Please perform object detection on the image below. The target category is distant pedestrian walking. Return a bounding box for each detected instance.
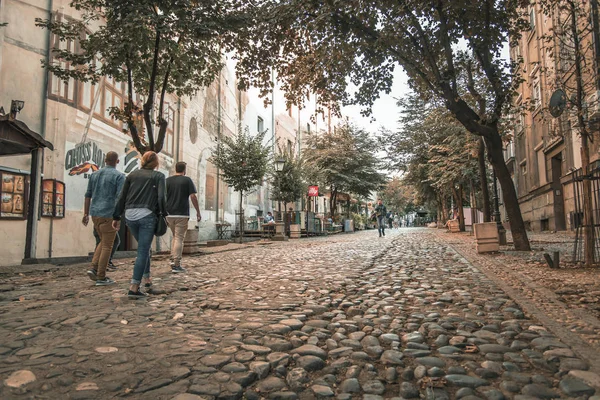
[374,199,387,237]
[113,151,166,299]
[166,162,201,273]
[82,151,125,286]
[393,213,400,229]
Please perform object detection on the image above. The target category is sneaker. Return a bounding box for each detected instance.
[95,277,116,286]
[128,290,148,299]
[171,266,187,273]
[87,269,98,281]
[107,262,117,271]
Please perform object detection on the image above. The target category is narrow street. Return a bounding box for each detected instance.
[1,229,598,399]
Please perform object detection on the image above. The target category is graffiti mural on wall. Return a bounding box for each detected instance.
[65,141,106,176]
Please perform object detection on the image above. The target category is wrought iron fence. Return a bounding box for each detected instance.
[572,161,600,264]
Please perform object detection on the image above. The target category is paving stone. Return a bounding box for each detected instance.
[257,376,287,393]
[362,380,385,395]
[291,345,327,359]
[200,354,231,368]
[559,377,596,397]
[312,384,335,397]
[399,382,420,399]
[338,378,360,393]
[520,384,560,399]
[444,375,489,388]
[4,370,36,388]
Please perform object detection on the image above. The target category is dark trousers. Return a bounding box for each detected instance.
[94,227,120,263]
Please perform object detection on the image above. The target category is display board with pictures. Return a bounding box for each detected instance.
[42,179,65,218]
[0,172,28,219]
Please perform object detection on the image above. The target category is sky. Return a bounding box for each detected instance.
[341,67,409,134]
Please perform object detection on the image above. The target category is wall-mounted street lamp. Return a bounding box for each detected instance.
[274,157,286,172]
[10,100,25,119]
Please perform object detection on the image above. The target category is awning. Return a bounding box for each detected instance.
[0,115,54,156]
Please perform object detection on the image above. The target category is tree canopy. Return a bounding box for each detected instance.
[237,0,531,249]
[270,153,306,205]
[210,126,270,200]
[303,122,385,215]
[36,0,252,154]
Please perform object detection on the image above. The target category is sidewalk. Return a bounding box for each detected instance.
[436,228,600,373]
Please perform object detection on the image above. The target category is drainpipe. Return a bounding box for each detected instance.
[175,98,181,163]
[25,0,53,261]
[591,0,600,93]
[270,68,275,213]
[216,67,222,222]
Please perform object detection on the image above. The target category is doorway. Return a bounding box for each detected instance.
[551,154,566,231]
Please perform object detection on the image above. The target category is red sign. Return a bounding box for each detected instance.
[308,186,319,197]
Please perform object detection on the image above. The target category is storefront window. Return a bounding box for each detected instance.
[0,172,28,219]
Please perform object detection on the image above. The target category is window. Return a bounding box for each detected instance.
[257,116,264,133]
[559,19,575,71]
[532,81,541,109]
[287,140,293,154]
[48,16,76,104]
[205,161,229,213]
[162,103,175,156]
[205,161,217,210]
[529,6,536,31]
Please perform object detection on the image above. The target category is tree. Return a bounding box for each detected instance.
[210,126,270,242]
[36,0,251,154]
[382,93,483,230]
[237,0,531,250]
[537,0,600,265]
[379,177,417,216]
[303,122,385,215]
[270,152,306,213]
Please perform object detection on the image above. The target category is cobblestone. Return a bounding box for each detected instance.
[0,229,599,399]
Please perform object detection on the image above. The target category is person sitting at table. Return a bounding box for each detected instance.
[264,211,275,224]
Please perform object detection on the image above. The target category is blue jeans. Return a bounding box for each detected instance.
[126,214,156,285]
[377,216,385,236]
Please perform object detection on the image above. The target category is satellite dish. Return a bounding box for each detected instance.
[549,89,567,118]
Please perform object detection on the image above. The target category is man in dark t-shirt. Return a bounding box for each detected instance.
[166,162,201,273]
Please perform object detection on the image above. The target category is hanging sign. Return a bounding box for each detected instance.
[308,186,319,197]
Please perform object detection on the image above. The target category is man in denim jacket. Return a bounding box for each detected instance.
[82,151,125,285]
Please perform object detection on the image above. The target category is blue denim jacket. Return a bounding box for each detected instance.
[85,166,125,218]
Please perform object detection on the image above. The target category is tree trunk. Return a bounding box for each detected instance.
[485,133,531,251]
[441,193,449,225]
[570,1,595,266]
[329,187,337,216]
[581,138,595,266]
[239,191,244,244]
[478,137,492,222]
[452,185,466,232]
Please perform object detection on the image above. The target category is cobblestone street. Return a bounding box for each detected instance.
[1,229,600,400]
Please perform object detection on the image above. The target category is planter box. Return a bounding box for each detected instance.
[473,222,499,253]
[289,224,301,239]
[447,219,460,233]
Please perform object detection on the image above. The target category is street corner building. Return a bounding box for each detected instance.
[0,0,337,266]
[503,0,600,233]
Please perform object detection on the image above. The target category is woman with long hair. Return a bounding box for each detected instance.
[113,151,166,299]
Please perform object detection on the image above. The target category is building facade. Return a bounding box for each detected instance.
[0,0,336,266]
[504,0,599,232]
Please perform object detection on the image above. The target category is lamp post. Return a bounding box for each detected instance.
[492,168,507,245]
[273,157,288,241]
